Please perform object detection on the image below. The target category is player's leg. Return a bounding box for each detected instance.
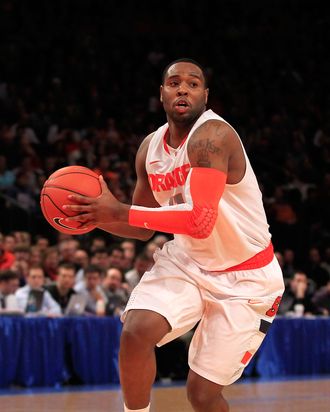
[120,242,205,411]
[187,370,229,412]
[120,309,171,410]
[186,256,284,411]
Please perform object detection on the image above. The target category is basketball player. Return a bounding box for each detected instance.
[64,59,285,412]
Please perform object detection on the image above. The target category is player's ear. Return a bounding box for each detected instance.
[160,85,163,102]
[205,88,209,105]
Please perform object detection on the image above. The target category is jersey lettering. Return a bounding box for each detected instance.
[148,163,190,192]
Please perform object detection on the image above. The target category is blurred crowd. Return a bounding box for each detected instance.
[0,0,329,319]
[0,230,170,317]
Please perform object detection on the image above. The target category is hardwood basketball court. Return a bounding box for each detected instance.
[1,377,329,411]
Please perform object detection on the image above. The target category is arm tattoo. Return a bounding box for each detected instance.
[189,139,222,167]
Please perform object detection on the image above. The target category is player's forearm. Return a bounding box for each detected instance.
[129,168,226,239]
[97,221,155,241]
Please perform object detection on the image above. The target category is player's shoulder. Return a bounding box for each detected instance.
[135,132,156,166]
[137,132,156,154]
[188,118,239,152]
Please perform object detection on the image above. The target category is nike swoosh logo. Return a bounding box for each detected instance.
[144,222,149,229]
[53,217,77,230]
[149,160,161,165]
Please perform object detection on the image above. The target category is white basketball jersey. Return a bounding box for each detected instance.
[145,109,271,271]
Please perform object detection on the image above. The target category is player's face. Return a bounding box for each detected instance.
[160,62,209,125]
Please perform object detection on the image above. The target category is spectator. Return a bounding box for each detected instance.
[73,248,90,285]
[0,233,15,270]
[42,246,60,281]
[125,253,153,292]
[102,267,129,316]
[34,236,49,253]
[12,232,31,246]
[282,249,296,280]
[120,239,136,271]
[74,265,107,315]
[58,238,80,263]
[3,234,16,253]
[10,259,29,286]
[29,245,43,266]
[0,270,20,311]
[312,280,330,316]
[13,244,31,264]
[305,247,330,289]
[45,262,77,313]
[15,264,61,316]
[144,241,158,261]
[90,248,110,271]
[90,236,107,253]
[108,245,125,269]
[278,271,319,316]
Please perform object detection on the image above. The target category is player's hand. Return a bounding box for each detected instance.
[62,176,130,227]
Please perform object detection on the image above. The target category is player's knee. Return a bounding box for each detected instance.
[187,379,228,412]
[120,326,151,350]
[121,311,170,349]
[187,385,211,410]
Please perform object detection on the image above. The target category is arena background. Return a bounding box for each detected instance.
[0,1,329,411]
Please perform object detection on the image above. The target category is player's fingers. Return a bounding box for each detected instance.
[62,204,92,212]
[65,213,93,223]
[67,194,94,204]
[79,221,95,229]
[99,175,111,194]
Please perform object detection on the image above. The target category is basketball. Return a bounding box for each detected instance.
[40,166,102,234]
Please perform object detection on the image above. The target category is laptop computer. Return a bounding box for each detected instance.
[0,294,24,316]
[65,294,87,316]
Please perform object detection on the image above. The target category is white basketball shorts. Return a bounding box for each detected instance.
[122,241,285,386]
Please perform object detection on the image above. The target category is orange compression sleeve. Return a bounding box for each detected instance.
[129,167,227,239]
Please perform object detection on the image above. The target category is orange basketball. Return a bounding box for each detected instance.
[40,166,102,234]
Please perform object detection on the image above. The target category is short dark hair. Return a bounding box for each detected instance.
[161,58,208,87]
[91,248,109,257]
[58,262,76,273]
[0,270,19,282]
[84,264,103,277]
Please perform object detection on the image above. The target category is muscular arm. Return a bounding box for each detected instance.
[188,119,245,182]
[128,121,243,238]
[97,134,158,241]
[65,121,244,239]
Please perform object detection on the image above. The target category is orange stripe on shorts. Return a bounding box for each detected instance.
[241,351,253,365]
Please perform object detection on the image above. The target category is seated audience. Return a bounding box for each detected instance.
[125,253,153,292]
[108,245,125,270]
[58,238,80,263]
[278,271,319,316]
[102,267,129,316]
[42,246,60,281]
[120,239,136,271]
[312,280,330,316]
[0,270,20,311]
[15,264,61,316]
[45,262,77,313]
[73,248,90,285]
[74,265,107,315]
[0,233,15,270]
[90,248,110,271]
